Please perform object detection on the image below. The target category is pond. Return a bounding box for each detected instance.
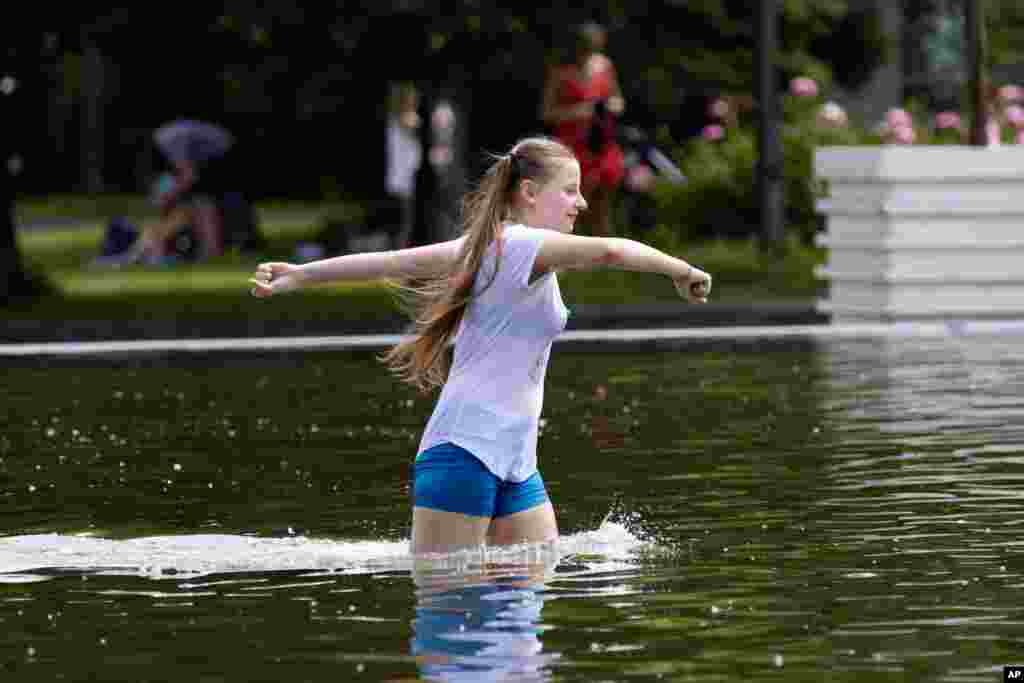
[2,333,1023,681]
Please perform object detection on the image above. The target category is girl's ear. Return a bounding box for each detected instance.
[519,179,538,206]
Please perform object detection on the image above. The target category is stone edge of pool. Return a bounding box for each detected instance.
[3,319,1024,357]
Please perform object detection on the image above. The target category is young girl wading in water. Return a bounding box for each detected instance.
[249,137,711,555]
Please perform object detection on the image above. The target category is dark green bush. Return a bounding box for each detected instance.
[653,95,875,246]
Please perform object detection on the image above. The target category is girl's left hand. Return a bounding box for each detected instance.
[249,262,303,297]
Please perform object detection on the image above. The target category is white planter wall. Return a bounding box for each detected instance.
[814,146,1024,321]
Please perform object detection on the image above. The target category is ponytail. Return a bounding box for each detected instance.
[381,137,574,392]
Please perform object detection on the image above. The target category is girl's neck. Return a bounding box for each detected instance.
[504,212,533,227]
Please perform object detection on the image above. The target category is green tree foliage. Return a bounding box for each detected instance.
[652,93,870,245]
[988,0,1024,68]
[14,2,889,197]
[4,2,900,298]
[811,4,890,91]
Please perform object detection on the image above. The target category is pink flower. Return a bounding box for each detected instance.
[886,108,913,130]
[701,124,725,141]
[889,125,916,144]
[789,77,818,98]
[892,125,917,144]
[1005,104,1024,128]
[817,101,848,127]
[986,119,1002,147]
[999,84,1024,103]
[625,164,656,193]
[879,109,916,144]
[934,111,962,130]
[1017,129,1024,145]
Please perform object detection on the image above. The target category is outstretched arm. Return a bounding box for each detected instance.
[541,66,593,125]
[608,67,625,116]
[157,160,196,216]
[249,239,462,297]
[532,232,711,303]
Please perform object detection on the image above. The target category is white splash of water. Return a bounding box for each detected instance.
[0,516,652,582]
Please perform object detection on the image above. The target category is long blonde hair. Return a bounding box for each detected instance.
[382,136,575,393]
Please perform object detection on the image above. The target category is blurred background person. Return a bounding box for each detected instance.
[151,118,237,260]
[97,118,259,266]
[618,125,686,235]
[386,82,423,250]
[91,168,199,267]
[425,94,467,243]
[541,21,625,237]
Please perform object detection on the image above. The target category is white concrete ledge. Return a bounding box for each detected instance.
[815,145,1024,321]
[815,267,1024,284]
[815,145,1024,181]
[3,321,1024,357]
[815,236,1024,250]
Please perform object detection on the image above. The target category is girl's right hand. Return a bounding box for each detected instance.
[249,262,303,298]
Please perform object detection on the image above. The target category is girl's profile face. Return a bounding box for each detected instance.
[522,159,587,234]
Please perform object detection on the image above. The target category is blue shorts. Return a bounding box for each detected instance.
[412,442,549,518]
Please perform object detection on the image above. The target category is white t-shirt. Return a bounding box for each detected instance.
[386,116,422,199]
[417,224,569,482]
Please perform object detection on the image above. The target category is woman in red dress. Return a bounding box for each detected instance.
[541,22,625,236]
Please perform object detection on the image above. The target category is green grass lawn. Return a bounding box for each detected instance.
[11,195,824,323]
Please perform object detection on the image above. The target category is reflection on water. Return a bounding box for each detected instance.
[411,553,560,682]
[3,335,1024,681]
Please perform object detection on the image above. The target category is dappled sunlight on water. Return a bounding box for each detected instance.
[3,337,1024,681]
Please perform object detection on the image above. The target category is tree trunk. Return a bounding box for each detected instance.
[1,121,52,301]
[80,40,106,193]
[0,50,51,302]
[0,189,44,302]
[757,0,785,251]
[0,67,32,301]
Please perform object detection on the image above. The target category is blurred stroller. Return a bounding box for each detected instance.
[617,125,686,234]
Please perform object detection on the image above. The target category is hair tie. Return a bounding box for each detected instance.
[507,151,522,184]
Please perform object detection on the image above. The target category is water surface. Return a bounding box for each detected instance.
[2,336,1024,681]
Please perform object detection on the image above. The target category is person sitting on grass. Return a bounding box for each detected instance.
[92,171,212,267]
[248,136,711,556]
